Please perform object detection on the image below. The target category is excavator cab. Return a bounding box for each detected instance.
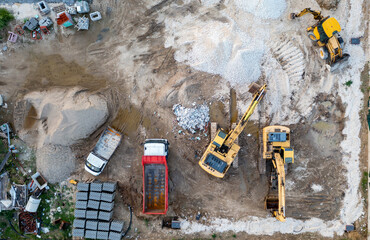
[281,147,294,164]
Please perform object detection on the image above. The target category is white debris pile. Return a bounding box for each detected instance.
[311,184,323,192]
[173,104,210,134]
[233,0,287,19]
[164,15,265,87]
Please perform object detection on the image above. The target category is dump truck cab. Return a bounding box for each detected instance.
[144,139,169,157]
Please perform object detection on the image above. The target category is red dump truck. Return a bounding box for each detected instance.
[142,139,169,215]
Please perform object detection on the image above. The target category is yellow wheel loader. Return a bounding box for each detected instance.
[261,126,294,222]
[290,8,349,70]
[198,83,267,178]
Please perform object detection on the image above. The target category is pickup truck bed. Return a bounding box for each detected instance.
[142,156,168,214]
[93,127,122,160]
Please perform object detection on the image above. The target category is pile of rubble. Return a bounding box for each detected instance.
[173,104,210,134]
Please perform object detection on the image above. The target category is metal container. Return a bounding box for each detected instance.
[25,196,41,212]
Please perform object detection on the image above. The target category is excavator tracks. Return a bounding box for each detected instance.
[270,39,305,81]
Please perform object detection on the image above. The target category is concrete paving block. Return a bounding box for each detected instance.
[86,220,99,230]
[73,219,86,229]
[77,182,90,191]
[98,210,113,221]
[99,201,114,211]
[75,200,87,209]
[85,230,97,239]
[102,182,116,192]
[96,230,109,240]
[86,210,98,219]
[90,182,103,192]
[101,192,115,202]
[76,191,88,201]
[109,231,122,240]
[98,221,110,231]
[110,220,124,232]
[88,200,100,210]
[74,209,86,219]
[72,228,84,237]
[89,191,101,201]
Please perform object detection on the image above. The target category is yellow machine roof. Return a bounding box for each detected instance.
[314,17,341,39]
[322,17,341,37]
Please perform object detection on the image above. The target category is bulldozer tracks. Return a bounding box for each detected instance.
[270,39,305,81]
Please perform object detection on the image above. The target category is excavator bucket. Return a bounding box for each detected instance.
[248,83,261,94]
[264,196,279,210]
[326,53,350,72]
[289,13,297,20]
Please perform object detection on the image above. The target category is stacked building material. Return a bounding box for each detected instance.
[72,181,124,240]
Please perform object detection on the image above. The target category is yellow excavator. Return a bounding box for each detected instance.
[261,126,294,222]
[198,83,267,178]
[290,8,349,70]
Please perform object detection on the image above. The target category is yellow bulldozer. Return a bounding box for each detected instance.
[198,83,267,178]
[260,126,294,222]
[290,8,349,70]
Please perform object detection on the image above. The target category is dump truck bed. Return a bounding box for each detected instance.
[142,156,168,214]
[93,127,122,161]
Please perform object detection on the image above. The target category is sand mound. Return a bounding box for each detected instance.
[23,87,108,147]
[36,144,75,183]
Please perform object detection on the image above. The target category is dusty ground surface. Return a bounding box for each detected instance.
[0,0,368,239]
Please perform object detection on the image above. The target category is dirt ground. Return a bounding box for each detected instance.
[0,0,368,239]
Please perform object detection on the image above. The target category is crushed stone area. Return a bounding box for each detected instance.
[36,144,75,183]
[173,104,210,134]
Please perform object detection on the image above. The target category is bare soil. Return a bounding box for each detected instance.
[0,0,365,239]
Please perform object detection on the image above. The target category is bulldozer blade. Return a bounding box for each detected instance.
[248,83,261,94]
[289,13,297,20]
[326,53,350,72]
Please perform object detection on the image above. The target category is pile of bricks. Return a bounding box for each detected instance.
[72,182,124,240]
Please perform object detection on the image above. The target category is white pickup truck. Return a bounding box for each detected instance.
[85,126,122,176]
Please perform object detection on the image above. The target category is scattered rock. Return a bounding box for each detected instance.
[315,0,340,10]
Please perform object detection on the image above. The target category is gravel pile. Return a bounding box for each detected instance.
[173,104,209,134]
[36,144,75,183]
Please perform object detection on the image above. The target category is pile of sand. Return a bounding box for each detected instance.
[19,87,109,183]
[23,87,108,147]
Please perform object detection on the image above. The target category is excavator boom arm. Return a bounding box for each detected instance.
[291,8,323,21]
[274,153,286,220]
[224,84,266,147]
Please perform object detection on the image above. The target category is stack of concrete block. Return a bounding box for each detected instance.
[72,181,124,240]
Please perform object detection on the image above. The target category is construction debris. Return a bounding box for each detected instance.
[75,16,89,31]
[38,17,53,28]
[75,1,90,14]
[173,104,210,133]
[25,196,41,213]
[23,18,39,31]
[90,11,102,21]
[37,1,50,15]
[19,211,38,234]
[8,32,18,43]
